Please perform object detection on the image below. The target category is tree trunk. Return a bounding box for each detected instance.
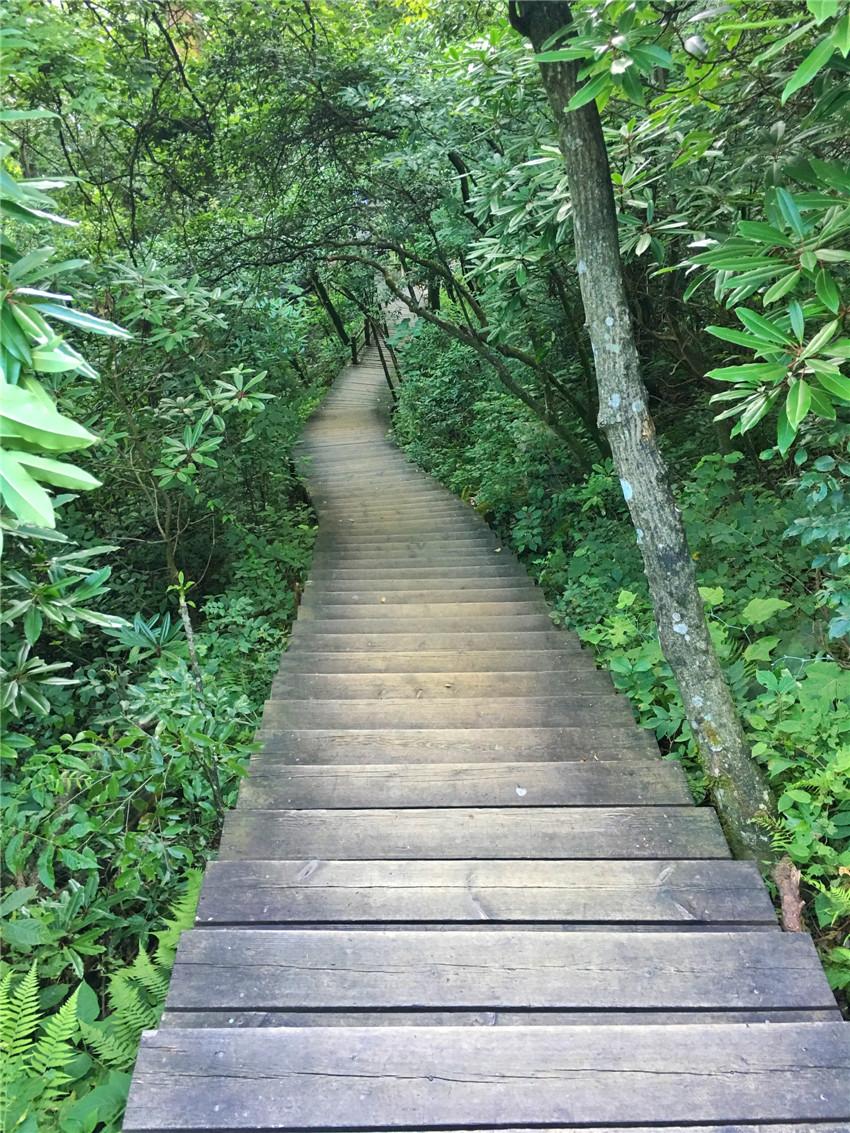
[310,270,350,348]
[509,0,774,861]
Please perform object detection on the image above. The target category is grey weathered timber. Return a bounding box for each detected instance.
[124,1023,850,1130]
[261,695,635,729]
[271,670,615,698]
[255,726,658,762]
[236,760,690,808]
[165,929,835,1013]
[218,806,730,860]
[194,859,779,927]
[124,346,846,1131]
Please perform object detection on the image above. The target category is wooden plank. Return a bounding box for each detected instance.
[270,671,614,699]
[285,631,581,651]
[122,1022,850,1130]
[236,761,690,808]
[314,530,497,547]
[303,581,538,596]
[217,806,729,861]
[165,929,834,1013]
[307,564,528,579]
[275,650,593,673]
[195,859,777,927]
[160,1008,841,1027]
[255,726,659,763]
[301,599,547,619]
[262,696,634,730]
[292,615,556,634]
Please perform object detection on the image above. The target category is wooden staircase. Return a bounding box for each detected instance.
[123,348,849,1131]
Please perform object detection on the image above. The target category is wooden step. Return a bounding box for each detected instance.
[261,696,635,729]
[303,579,537,595]
[275,650,594,673]
[255,726,658,762]
[285,631,579,652]
[164,929,836,1017]
[218,806,729,861]
[270,671,614,698]
[315,530,497,547]
[307,564,529,579]
[123,1022,850,1130]
[236,760,690,808]
[298,600,548,620]
[195,859,778,927]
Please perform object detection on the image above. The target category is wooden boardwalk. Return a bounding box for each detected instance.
[124,348,849,1130]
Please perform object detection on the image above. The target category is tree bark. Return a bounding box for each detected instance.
[509,0,775,861]
[310,270,350,348]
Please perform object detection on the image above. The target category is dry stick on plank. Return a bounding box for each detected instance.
[774,855,805,931]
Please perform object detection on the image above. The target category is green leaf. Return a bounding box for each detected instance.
[833,11,850,56]
[786,379,813,428]
[740,597,792,626]
[630,44,674,71]
[813,369,850,402]
[781,36,836,103]
[735,306,791,345]
[776,404,796,454]
[815,269,841,313]
[699,586,724,607]
[774,188,806,237]
[744,635,780,661]
[801,318,839,358]
[23,604,43,646]
[807,0,839,23]
[705,362,787,383]
[535,48,588,63]
[0,108,56,122]
[0,450,54,526]
[0,383,98,452]
[567,72,611,111]
[13,453,101,491]
[31,302,130,339]
[763,270,802,304]
[789,300,805,342]
[705,326,763,349]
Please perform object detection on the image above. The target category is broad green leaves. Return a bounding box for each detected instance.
[535,1,674,110]
[693,173,849,451]
[1,133,128,532]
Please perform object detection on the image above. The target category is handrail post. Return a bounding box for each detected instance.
[372,320,397,403]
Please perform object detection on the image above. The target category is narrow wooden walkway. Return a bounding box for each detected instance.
[125,348,849,1130]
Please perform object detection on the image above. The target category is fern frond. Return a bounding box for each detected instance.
[155,868,203,968]
[125,948,169,1002]
[108,965,160,1031]
[79,1017,142,1071]
[29,986,81,1079]
[0,963,41,1060]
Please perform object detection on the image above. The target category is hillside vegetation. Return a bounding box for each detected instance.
[1,1,849,1127]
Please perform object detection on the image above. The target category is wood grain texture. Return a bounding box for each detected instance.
[276,649,592,672]
[165,929,835,1012]
[124,348,848,1131]
[217,806,729,861]
[236,760,690,808]
[261,695,635,729]
[123,1022,850,1130]
[270,670,614,699]
[195,859,777,926]
[255,726,658,762]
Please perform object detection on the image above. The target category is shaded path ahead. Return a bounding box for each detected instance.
[125,347,849,1130]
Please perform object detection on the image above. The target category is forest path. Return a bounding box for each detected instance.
[124,346,849,1130]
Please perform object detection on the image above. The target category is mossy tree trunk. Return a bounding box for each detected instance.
[509,0,775,861]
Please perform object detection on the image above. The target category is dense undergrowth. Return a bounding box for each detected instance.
[394,321,850,1001]
[3,0,850,1125]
